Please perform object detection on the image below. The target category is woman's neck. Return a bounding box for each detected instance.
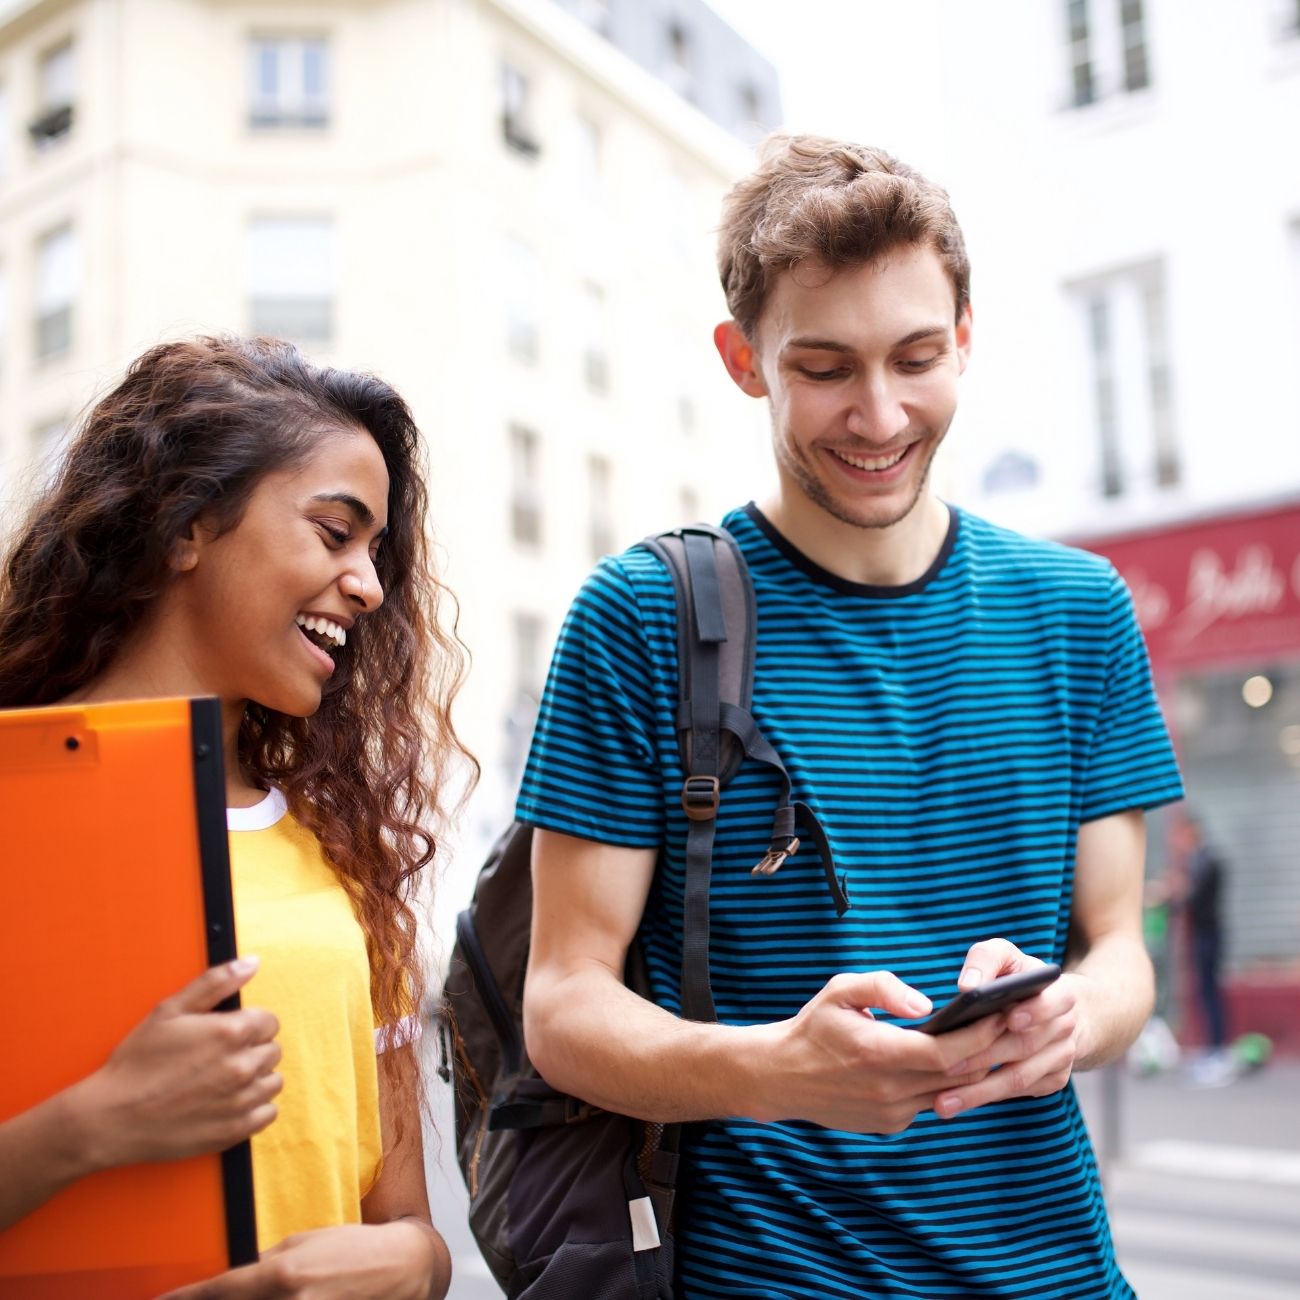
[61,652,257,808]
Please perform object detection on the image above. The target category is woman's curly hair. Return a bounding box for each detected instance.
[0,334,476,1118]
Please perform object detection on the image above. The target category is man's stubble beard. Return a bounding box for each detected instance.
[773,426,944,533]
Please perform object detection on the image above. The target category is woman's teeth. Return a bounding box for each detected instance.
[834,447,907,471]
[295,614,346,649]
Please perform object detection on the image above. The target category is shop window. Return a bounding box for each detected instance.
[1062,0,1150,109]
[500,62,540,158]
[248,36,330,129]
[247,216,335,344]
[29,41,74,148]
[509,424,542,547]
[1070,261,1177,501]
[34,225,76,362]
[1173,664,1300,977]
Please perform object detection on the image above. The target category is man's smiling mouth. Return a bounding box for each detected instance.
[829,446,909,472]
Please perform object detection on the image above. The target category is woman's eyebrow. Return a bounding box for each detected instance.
[309,492,385,536]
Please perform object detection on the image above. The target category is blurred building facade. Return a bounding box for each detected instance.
[933,0,1300,1046]
[0,0,775,933]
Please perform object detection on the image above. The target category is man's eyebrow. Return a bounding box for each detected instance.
[784,325,949,354]
[309,492,387,537]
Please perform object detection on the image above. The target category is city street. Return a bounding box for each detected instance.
[428,1057,1300,1298]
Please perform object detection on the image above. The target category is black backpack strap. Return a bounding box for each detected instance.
[641,525,847,1025]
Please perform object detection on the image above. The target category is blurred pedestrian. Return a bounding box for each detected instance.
[1169,815,1232,1083]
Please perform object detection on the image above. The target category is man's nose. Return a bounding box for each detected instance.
[845,374,909,444]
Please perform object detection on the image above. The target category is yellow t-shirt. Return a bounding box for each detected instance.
[227,789,382,1252]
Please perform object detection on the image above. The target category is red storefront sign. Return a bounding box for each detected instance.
[1076,499,1300,672]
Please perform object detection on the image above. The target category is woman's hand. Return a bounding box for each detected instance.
[70,955,281,1170]
[157,1221,451,1300]
[0,957,280,1233]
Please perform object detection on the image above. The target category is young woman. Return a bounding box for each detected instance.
[0,336,471,1298]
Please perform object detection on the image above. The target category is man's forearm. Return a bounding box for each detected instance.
[524,962,764,1123]
[1068,933,1155,1070]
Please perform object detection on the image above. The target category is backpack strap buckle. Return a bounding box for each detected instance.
[753,837,799,876]
[680,775,720,820]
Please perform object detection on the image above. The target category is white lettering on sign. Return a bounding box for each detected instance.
[1124,569,1171,630]
[1178,545,1286,641]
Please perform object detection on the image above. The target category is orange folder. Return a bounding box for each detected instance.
[0,697,256,1298]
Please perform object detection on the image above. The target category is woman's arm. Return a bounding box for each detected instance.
[159,1042,451,1300]
[1,957,280,1232]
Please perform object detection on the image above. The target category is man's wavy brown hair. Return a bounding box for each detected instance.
[718,133,971,339]
[0,335,475,1119]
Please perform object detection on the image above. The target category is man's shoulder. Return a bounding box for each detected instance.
[955,507,1119,595]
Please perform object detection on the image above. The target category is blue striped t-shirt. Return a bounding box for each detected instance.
[518,503,1183,1300]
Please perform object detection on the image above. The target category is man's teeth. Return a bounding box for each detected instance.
[295,614,346,648]
[834,447,907,471]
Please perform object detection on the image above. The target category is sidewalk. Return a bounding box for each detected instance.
[1075,1058,1300,1299]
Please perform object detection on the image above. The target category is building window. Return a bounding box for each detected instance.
[1066,0,1094,107]
[679,487,701,524]
[511,610,547,703]
[664,22,693,98]
[573,114,601,191]
[247,217,335,344]
[0,84,9,180]
[32,416,70,485]
[1120,0,1150,92]
[1063,0,1150,108]
[500,62,540,157]
[30,41,74,148]
[249,37,329,128]
[588,455,614,560]
[509,424,542,547]
[570,0,610,35]
[1071,261,1177,501]
[34,225,76,362]
[737,82,765,141]
[504,238,541,363]
[580,281,608,394]
[677,395,696,435]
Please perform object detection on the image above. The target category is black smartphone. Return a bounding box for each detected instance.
[908,964,1062,1035]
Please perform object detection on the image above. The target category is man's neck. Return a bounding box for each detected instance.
[759,490,951,587]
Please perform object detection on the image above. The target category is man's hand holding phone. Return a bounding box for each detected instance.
[924,940,1080,1120]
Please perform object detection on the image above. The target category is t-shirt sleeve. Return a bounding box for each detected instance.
[515,557,665,848]
[1080,567,1184,822]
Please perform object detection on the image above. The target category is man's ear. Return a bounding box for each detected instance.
[713,320,768,398]
[955,304,973,376]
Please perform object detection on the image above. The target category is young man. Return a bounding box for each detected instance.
[518,136,1183,1299]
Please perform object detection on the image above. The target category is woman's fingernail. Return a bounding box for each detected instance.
[231,955,259,977]
[906,993,932,1016]
[937,1096,964,1118]
[959,967,981,988]
[948,1059,969,1076]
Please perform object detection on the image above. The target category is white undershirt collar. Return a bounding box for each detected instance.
[226,787,288,831]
